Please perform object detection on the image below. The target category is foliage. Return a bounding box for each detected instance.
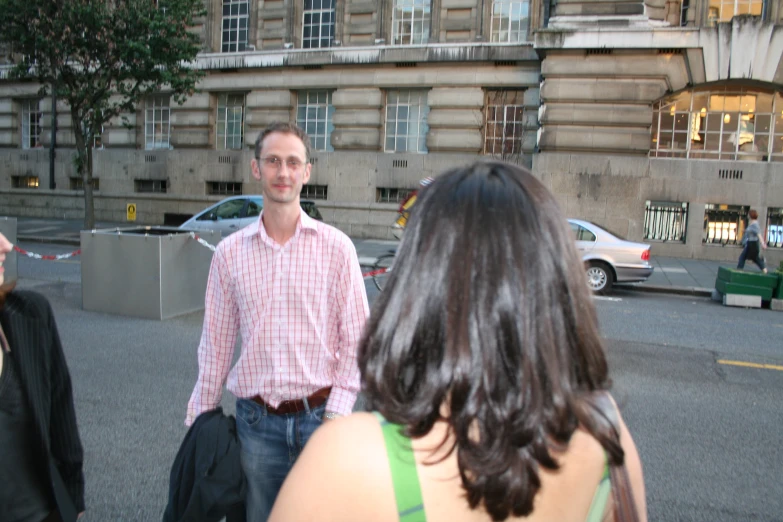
[0,0,206,227]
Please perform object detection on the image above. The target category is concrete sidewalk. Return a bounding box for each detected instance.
[9,216,751,298]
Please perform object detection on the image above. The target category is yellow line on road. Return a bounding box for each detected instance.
[717,359,783,372]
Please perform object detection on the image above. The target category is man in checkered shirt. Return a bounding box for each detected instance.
[186,122,369,522]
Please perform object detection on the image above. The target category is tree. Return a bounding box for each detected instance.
[0,0,205,228]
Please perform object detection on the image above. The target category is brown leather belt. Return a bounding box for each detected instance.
[250,386,332,415]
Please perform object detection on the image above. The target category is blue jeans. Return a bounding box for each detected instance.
[235,398,325,522]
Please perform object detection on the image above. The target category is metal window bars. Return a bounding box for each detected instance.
[644,202,688,242]
[702,205,749,245]
[766,207,783,248]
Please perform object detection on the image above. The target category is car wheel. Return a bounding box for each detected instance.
[586,262,614,295]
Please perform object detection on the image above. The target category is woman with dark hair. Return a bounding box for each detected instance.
[269,161,646,522]
[0,232,85,522]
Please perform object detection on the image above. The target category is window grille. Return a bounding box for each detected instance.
[297,91,334,152]
[376,187,415,203]
[208,181,243,195]
[484,90,526,156]
[651,87,783,163]
[21,99,42,150]
[766,208,783,248]
[490,0,530,43]
[392,0,431,45]
[216,93,245,150]
[11,175,39,188]
[135,179,168,193]
[385,90,430,153]
[222,0,249,52]
[301,184,328,200]
[644,201,688,242]
[303,0,335,49]
[145,96,171,150]
[702,204,749,245]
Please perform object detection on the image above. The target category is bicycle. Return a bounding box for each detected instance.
[370,250,396,292]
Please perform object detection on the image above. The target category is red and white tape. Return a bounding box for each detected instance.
[13,245,81,260]
[189,232,217,253]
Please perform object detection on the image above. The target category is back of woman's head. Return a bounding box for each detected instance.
[359,161,618,520]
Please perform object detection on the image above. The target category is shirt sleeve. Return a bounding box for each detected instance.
[325,241,369,416]
[185,244,240,426]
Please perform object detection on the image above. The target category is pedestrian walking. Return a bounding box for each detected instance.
[0,232,86,522]
[186,122,369,522]
[269,161,647,522]
[737,209,767,273]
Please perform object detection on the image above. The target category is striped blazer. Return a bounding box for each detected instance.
[1,290,85,522]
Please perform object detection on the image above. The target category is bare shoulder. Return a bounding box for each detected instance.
[270,412,395,522]
[609,395,648,522]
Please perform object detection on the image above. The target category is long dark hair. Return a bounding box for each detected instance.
[359,161,623,521]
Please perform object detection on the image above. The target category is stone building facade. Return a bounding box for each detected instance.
[1,0,782,264]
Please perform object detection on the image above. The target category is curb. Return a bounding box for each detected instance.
[616,283,713,298]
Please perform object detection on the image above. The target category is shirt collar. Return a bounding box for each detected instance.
[244,206,319,244]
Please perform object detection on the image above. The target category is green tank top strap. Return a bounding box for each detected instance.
[373,412,427,522]
[584,455,611,522]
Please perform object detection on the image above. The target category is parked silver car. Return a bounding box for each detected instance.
[179,195,323,237]
[568,219,653,294]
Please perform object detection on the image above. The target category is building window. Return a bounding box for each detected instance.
[70,177,100,191]
[392,0,431,45]
[490,0,530,43]
[145,96,171,150]
[135,179,168,193]
[93,126,104,149]
[11,175,39,188]
[222,0,249,52]
[385,90,429,153]
[216,93,245,150]
[484,90,526,156]
[651,87,783,163]
[703,204,749,245]
[376,187,416,203]
[301,184,328,200]
[707,0,763,25]
[644,201,689,243]
[297,91,334,152]
[21,99,42,149]
[303,0,335,49]
[767,207,783,248]
[207,181,243,195]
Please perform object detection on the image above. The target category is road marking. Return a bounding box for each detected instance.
[358,257,377,266]
[594,296,623,302]
[718,359,783,372]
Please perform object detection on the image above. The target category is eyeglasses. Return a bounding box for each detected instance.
[259,156,306,172]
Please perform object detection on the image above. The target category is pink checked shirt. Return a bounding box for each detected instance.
[186,209,369,425]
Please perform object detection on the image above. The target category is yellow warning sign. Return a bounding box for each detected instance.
[126,203,137,222]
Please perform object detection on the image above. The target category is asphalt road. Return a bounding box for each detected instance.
[9,243,783,521]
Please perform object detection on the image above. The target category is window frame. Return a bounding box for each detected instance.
[706,0,764,25]
[483,89,526,156]
[21,99,42,150]
[302,0,336,49]
[216,93,245,150]
[145,95,171,151]
[384,89,430,153]
[702,204,749,245]
[643,201,689,243]
[391,0,432,46]
[651,87,783,163]
[489,0,531,43]
[221,0,250,52]
[296,90,335,152]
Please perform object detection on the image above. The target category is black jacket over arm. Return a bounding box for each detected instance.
[1,290,85,522]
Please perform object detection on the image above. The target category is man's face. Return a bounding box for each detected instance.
[251,132,311,207]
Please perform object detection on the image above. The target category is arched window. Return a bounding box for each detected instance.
[651,86,783,163]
